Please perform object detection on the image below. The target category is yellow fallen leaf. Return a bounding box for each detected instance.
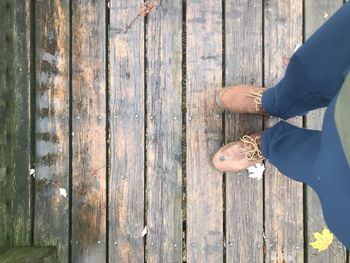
[310,227,334,252]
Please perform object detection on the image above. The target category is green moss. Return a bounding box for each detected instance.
[0,247,58,263]
[0,0,32,252]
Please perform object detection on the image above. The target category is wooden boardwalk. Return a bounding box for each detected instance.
[0,0,349,262]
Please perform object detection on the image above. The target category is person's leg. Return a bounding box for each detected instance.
[260,121,321,184]
[262,1,350,120]
[261,91,350,249]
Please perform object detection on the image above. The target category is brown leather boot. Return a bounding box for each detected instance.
[216,85,269,115]
[211,132,265,173]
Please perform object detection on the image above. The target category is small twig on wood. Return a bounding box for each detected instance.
[123,1,157,33]
[138,1,156,16]
[330,245,337,256]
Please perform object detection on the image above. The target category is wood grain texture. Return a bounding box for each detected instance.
[0,0,32,252]
[186,0,223,261]
[145,1,183,262]
[224,1,264,262]
[109,0,145,261]
[34,1,70,262]
[71,1,106,262]
[304,1,348,261]
[263,0,304,262]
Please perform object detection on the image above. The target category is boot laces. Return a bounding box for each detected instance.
[246,89,264,112]
[240,135,263,161]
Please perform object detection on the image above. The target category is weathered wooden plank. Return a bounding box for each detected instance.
[186,0,223,261]
[34,1,70,262]
[0,0,32,253]
[263,0,304,261]
[0,246,58,263]
[304,0,347,261]
[145,1,183,262]
[71,1,106,262]
[109,0,144,261]
[224,1,264,262]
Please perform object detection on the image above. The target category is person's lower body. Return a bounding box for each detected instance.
[260,0,350,198]
[260,1,350,249]
[212,1,350,249]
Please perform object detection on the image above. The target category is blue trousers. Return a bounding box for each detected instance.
[260,2,350,249]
